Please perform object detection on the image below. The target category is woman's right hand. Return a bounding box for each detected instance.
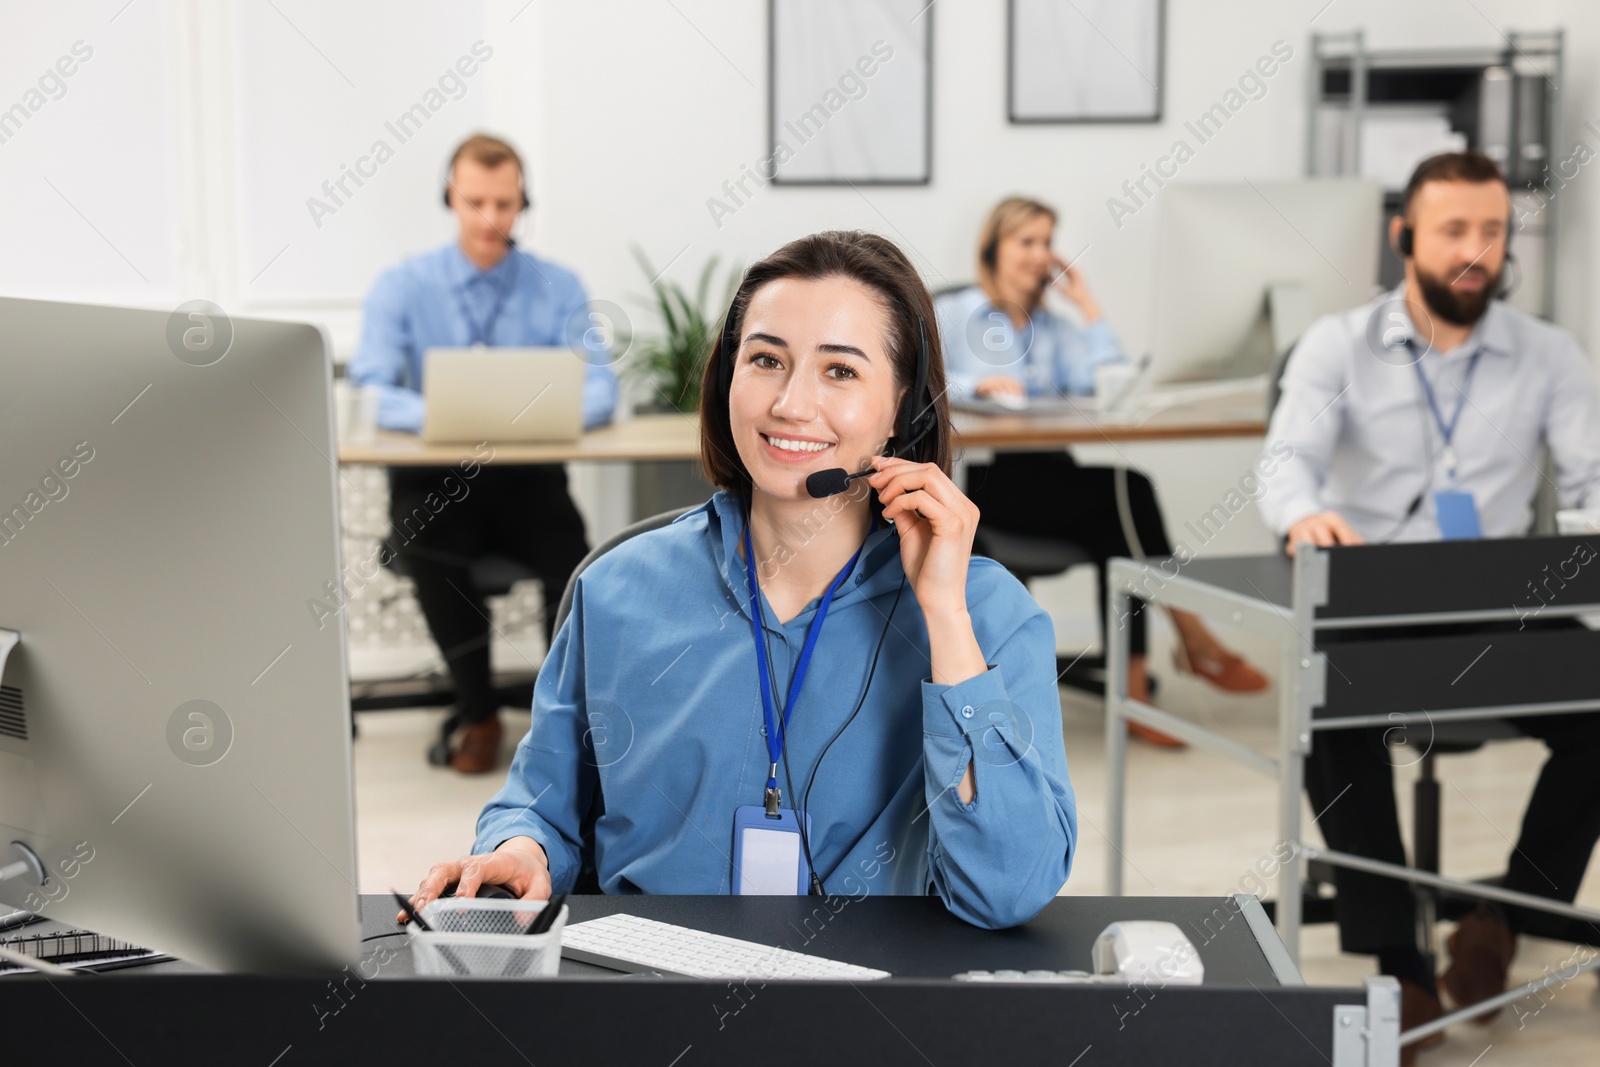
[399,836,552,923]
[975,375,1026,398]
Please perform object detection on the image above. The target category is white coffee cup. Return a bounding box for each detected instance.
[335,381,379,444]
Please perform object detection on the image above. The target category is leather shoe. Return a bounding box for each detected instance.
[1173,647,1270,693]
[450,714,503,774]
[1440,903,1516,1023]
[1398,978,1444,1066]
[1127,720,1187,749]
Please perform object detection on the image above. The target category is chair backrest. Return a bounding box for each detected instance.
[1265,342,1295,422]
[552,504,700,636]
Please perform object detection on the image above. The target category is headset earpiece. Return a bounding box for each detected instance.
[441,176,531,213]
[1397,215,1517,298]
[981,239,997,268]
[716,292,936,463]
[897,316,934,455]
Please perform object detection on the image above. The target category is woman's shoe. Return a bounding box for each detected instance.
[1173,644,1269,693]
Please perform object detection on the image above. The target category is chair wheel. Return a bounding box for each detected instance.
[426,738,453,767]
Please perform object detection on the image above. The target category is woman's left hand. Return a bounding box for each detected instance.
[868,456,978,617]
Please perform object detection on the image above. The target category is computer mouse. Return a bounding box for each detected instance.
[989,392,1029,410]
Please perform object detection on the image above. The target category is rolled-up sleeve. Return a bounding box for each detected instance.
[920,588,1076,929]
[1259,319,1350,536]
[1057,318,1126,395]
[473,582,598,892]
[350,267,428,433]
[555,273,620,431]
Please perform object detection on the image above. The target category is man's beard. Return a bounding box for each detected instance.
[1415,260,1501,327]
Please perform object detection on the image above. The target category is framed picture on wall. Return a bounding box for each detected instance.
[768,0,933,185]
[1008,0,1164,124]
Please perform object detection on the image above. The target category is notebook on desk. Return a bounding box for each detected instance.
[422,347,586,443]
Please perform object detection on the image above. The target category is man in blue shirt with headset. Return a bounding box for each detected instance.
[350,133,618,773]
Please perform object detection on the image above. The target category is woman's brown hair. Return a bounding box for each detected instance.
[698,230,953,497]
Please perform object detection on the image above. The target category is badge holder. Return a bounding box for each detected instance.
[731,805,812,895]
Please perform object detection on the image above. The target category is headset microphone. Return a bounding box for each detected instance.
[804,414,936,499]
[805,467,859,498]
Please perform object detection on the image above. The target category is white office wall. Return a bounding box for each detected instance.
[513,0,1600,361]
[0,1,183,305]
[507,0,1600,633]
[229,0,490,305]
[5,0,1600,633]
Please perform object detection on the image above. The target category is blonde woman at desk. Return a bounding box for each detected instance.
[935,197,1268,748]
[406,230,1076,928]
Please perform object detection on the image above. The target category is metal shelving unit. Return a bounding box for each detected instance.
[1308,30,1564,320]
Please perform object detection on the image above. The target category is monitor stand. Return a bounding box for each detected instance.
[1265,279,1314,358]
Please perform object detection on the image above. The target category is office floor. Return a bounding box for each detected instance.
[352,625,1599,1065]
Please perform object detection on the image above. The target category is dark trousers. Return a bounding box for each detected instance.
[1306,623,1600,953]
[387,464,589,727]
[965,451,1172,656]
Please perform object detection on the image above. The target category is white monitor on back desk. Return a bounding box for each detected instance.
[1147,179,1384,388]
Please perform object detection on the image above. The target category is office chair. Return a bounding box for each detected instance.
[969,524,1104,692]
[1296,720,1535,964]
[375,549,541,720]
[551,504,699,893]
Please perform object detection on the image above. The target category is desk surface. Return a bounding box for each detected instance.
[95,892,1290,985]
[6,895,1386,1067]
[376,893,1290,983]
[337,400,1267,466]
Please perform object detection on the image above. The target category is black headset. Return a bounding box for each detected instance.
[980,238,997,269]
[441,158,531,212]
[1395,216,1517,298]
[709,291,939,464]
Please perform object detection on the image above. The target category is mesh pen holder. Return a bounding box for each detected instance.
[411,897,569,979]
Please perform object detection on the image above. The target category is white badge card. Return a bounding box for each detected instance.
[731,805,811,895]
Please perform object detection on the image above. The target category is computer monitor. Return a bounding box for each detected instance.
[0,296,359,974]
[1148,179,1383,383]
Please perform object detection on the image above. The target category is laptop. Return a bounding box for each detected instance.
[422,347,587,443]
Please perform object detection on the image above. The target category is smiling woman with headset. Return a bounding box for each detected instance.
[405,230,1077,928]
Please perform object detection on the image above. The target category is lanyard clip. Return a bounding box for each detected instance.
[764,785,782,817]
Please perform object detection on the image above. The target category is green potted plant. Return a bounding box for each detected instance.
[621,247,742,516]
[621,247,741,414]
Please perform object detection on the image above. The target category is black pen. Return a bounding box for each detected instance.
[392,890,432,932]
[527,892,566,936]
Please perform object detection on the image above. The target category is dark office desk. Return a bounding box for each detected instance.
[3,893,1398,1066]
[1107,536,1600,966]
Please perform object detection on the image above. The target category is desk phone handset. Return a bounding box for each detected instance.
[954,920,1204,985]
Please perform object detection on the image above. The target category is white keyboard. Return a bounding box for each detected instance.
[559,913,890,980]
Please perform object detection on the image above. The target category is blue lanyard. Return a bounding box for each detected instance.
[1411,349,1482,479]
[743,516,870,811]
[454,253,519,346]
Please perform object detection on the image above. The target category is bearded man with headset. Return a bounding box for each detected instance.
[349,133,618,775]
[1260,150,1600,1060]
